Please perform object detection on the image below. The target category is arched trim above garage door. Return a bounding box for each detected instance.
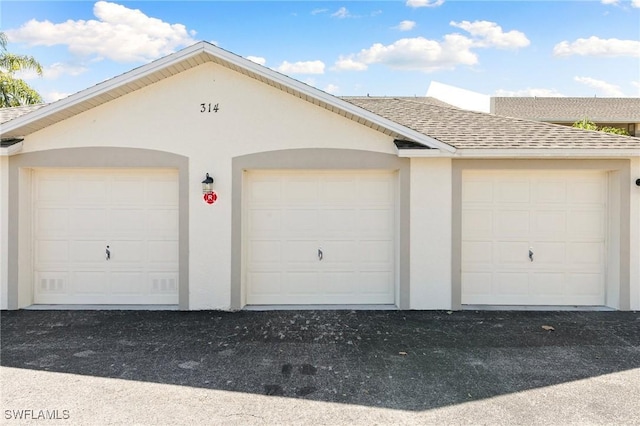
[231,149,410,310]
[7,147,189,310]
[452,159,631,310]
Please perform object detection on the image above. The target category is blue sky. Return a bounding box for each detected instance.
[2,0,639,103]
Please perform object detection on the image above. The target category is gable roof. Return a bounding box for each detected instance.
[344,97,640,150]
[491,97,640,122]
[0,41,452,153]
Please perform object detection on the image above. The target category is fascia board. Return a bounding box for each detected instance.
[398,148,640,158]
[0,141,23,156]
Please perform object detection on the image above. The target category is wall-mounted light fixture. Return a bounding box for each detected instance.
[636,178,640,187]
[202,173,214,193]
[202,173,218,204]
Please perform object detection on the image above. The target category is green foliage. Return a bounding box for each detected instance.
[572,118,630,136]
[599,126,629,136]
[572,118,598,131]
[0,31,43,108]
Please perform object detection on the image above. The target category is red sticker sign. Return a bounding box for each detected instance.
[204,191,218,204]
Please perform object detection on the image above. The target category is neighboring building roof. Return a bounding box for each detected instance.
[344,97,640,149]
[0,41,452,153]
[0,104,47,124]
[491,97,640,123]
[426,81,491,113]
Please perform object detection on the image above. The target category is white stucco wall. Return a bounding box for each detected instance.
[0,156,8,310]
[14,62,397,310]
[631,157,640,310]
[409,158,452,309]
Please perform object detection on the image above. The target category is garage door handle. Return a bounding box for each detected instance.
[318,249,323,261]
[106,245,111,261]
[529,248,533,262]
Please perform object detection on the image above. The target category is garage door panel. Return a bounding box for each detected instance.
[496,181,530,203]
[495,210,530,237]
[462,170,606,307]
[496,241,530,264]
[567,180,606,204]
[69,208,109,234]
[320,209,357,233]
[249,240,281,265]
[245,170,396,306]
[568,210,606,238]
[283,210,318,235]
[36,240,69,263]
[461,272,492,297]
[35,208,68,235]
[462,209,493,238]
[357,209,394,235]
[69,240,105,263]
[530,242,565,264]
[321,241,356,264]
[462,241,493,265]
[567,242,603,267]
[72,271,107,294]
[494,273,529,296]
[533,180,566,203]
[359,240,393,264]
[283,241,318,264]
[322,179,357,203]
[284,272,318,295]
[111,272,145,294]
[248,272,282,297]
[533,211,566,236]
[284,179,319,204]
[33,169,179,305]
[110,209,147,234]
[248,209,281,235]
[463,180,493,203]
[530,273,564,296]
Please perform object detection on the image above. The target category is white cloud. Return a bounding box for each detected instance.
[341,34,477,73]
[574,76,624,96]
[311,8,328,15]
[394,20,417,32]
[332,7,350,19]
[554,36,640,57]
[334,19,527,74]
[324,84,340,94]
[246,56,266,66]
[44,91,73,103]
[601,0,619,4]
[450,20,530,49]
[5,1,196,63]
[333,56,369,71]
[406,0,445,8]
[494,88,565,97]
[633,0,640,8]
[276,60,325,75]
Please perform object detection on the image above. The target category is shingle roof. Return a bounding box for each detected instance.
[0,104,48,124]
[491,97,640,122]
[343,97,640,149]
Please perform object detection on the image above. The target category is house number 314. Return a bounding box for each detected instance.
[200,103,220,113]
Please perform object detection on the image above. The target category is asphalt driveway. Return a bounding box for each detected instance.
[1,309,639,425]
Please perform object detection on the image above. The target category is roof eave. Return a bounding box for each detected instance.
[1,41,456,153]
[398,148,640,158]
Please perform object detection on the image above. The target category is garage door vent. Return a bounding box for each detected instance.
[40,278,64,293]
[152,278,177,293]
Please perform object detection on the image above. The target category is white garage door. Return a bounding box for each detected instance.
[33,169,179,305]
[245,170,396,305]
[462,170,607,306]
